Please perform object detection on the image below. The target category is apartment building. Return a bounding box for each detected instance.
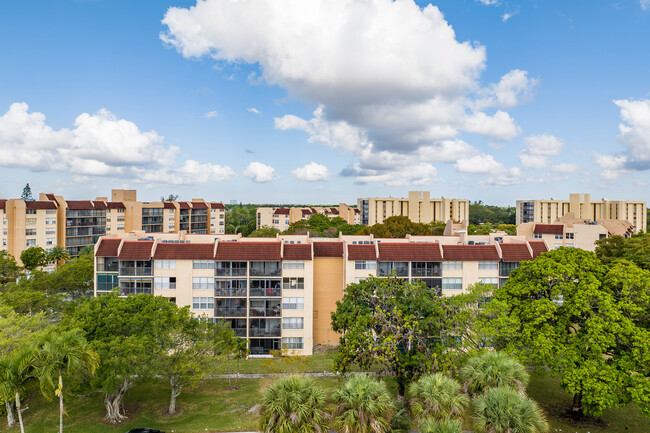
[0,189,226,264]
[516,193,647,233]
[93,231,549,355]
[256,203,361,231]
[357,191,469,226]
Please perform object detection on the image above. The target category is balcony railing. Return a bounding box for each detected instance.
[249,327,281,337]
[215,308,247,317]
[249,287,282,297]
[249,308,281,317]
[215,287,247,297]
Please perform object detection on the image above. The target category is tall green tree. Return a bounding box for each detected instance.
[459,352,529,396]
[0,349,35,433]
[249,226,281,238]
[20,183,33,202]
[160,194,179,202]
[46,246,70,269]
[32,330,99,433]
[20,246,49,271]
[595,233,650,270]
[409,373,469,422]
[479,248,650,417]
[0,304,52,357]
[259,375,329,433]
[472,387,548,433]
[333,375,395,433]
[61,294,204,424]
[331,276,447,396]
[0,251,22,287]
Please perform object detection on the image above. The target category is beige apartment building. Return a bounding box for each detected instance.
[0,189,225,264]
[256,203,361,231]
[93,231,549,355]
[357,191,469,226]
[516,193,646,233]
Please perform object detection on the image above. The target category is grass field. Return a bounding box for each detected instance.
[2,367,648,433]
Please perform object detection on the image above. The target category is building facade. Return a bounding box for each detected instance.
[516,193,646,233]
[93,231,549,355]
[256,204,361,231]
[357,191,469,226]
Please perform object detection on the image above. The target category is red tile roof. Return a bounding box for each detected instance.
[96,238,122,257]
[302,209,313,215]
[533,224,564,235]
[347,244,377,260]
[378,243,443,261]
[442,245,500,261]
[283,244,312,260]
[210,202,225,210]
[118,241,154,260]
[191,201,208,210]
[329,208,339,214]
[528,241,548,258]
[313,242,344,257]
[45,194,56,200]
[354,208,360,213]
[0,199,6,210]
[179,202,191,210]
[153,243,215,260]
[163,202,176,209]
[66,200,95,210]
[274,208,290,215]
[25,201,57,210]
[106,202,126,209]
[499,243,532,262]
[92,201,108,210]
[215,241,281,261]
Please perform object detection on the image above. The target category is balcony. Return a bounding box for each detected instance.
[249,287,282,297]
[215,308,247,317]
[215,287,247,297]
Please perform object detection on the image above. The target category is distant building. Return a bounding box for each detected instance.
[357,191,469,226]
[256,204,361,231]
[516,193,646,233]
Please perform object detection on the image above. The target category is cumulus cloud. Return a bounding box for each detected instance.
[454,153,503,174]
[593,153,628,180]
[243,161,276,182]
[477,0,500,5]
[161,0,529,185]
[551,163,579,174]
[642,0,649,11]
[0,102,233,185]
[247,107,261,114]
[204,110,219,118]
[516,134,565,169]
[501,12,518,22]
[292,162,329,181]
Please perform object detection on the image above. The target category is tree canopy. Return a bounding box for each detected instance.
[595,233,650,270]
[468,202,516,225]
[0,251,21,287]
[20,247,48,271]
[479,247,650,417]
[357,216,445,238]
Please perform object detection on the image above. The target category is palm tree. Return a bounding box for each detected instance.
[46,246,70,269]
[409,373,469,422]
[32,330,99,433]
[419,418,464,433]
[473,387,548,433]
[0,349,35,433]
[459,351,529,396]
[333,375,395,433]
[259,375,329,433]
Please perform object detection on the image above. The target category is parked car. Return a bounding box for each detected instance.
[126,429,165,433]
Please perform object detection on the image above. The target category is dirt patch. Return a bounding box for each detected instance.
[100,402,141,425]
[159,405,184,418]
[546,404,610,430]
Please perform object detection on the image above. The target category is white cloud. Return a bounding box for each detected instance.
[642,0,649,11]
[518,152,548,169]
[243,161,276,183]
[162,0,531,185]
[476,70,537,109]
[501,11,519,22]
[524,134,565,155]
[292,162,330,182]
[132,160,236,185]
[0,102,233,184]
[551,163,579,174]
[341,162,438,186]
[454,153,503,174]
[247,107,261,114]
[614,99,650,168]
[477,0,500,5]
[204,110,219,118]
[593,153,628,180]
[481,167,523,186]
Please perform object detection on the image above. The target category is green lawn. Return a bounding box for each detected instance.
[2,370,648,433]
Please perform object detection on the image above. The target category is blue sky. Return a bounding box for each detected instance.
[0,0,649,206]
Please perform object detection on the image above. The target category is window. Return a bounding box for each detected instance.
[565,243,575,248]
[46,218,56,225]
[26,239,36,247]
[355,261,376,270]
[26,209,36,215]
[555,243,563,249]
[192,297,214,309]
[283,277,304,290]
[565,233,575,239]
[155,260,176,269]
[442,278,462,290]
[478,261,498,270]
[442,261,462,270]
[500,262,520,277]
[478,277,499,287]
[46,238,55,245]
[46,209,56,215]
[97,257,118,272]
[97,273,118,292]
[411,262,441,277]
[155,277,176,290]
[282,317,304,329]
[377,262,408,277]
[46,228,56,235]
[282,297,304,310]
[25,229,37,236]
[169,224,175,229]
[193,277,214,290]
[534,233,542,239]
[282,337,303,350]
[106,217,111,222]
[215,279,247,296]
[555,234,563,240]
[117,216,125,222]
[117,225,124,230]
[250,261,281,276]
[26,218,37,225]
[282,261,304,270]
[216,261,247,276]
[193,260,215,269]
